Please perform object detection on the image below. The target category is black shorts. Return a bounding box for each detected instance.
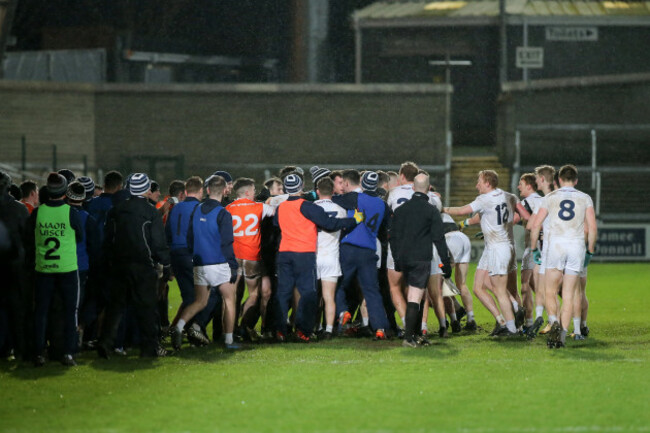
[396,261,430,290]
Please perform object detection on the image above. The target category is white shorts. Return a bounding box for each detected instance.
[387,245,395,271]
[545,239,585,276]
[579,266,588,279]
[430,244,443,275]
[376,239,382,270]
[445,231,471,264]
[521,247,535,271]
[477,242,514,276]
[317,255,341,282]
[194,263,231,287]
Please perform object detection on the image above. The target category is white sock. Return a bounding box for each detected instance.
[401,316,406,327]
[573,317,581,335]
[496,314,506,326]
[438,316,446,328]
[560,329,567,343]
[525,318,534,327]
[581,320,587,328]
[506,320,516,333]
[535,306,544,320]
[467,311,475,322]
[421,322,428,331]
[548,315,558,325]
[449,312,457,322]
[362,317,369,327]
[224,333,233,345]
[512,300,519,312]
[325,325,333,333]
[176,319,186,331]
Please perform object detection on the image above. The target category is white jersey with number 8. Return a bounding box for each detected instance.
[540,187,593,242]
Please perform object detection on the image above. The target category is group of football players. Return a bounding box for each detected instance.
[0,160,596,366]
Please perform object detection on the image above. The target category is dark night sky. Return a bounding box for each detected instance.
[10,0,374,82]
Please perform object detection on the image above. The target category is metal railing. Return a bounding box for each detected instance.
[511,124,650,221]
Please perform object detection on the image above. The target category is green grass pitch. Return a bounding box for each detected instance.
[1,263,649,433]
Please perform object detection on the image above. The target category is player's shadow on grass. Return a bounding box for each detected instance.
[549,338,626,361]
[1,361,68,380]
[399,341,461,359]
[88,355,163,372]
[171,344,241,363]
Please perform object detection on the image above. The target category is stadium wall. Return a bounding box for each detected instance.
[0,81,449,186]
[0,81,96,175]
[497,73,650,168]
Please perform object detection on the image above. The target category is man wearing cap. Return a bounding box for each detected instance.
[98,173,170,358]
[304,166,331,201]
[57,169,76,186]
[77,176,95,202]
[332,169,392,340]
[25,173,83,366]
[273,173,363,342]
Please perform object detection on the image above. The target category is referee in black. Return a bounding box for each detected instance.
[389,173,452,347]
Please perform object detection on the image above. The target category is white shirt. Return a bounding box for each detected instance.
[442,212,456,224]
[522,192,543,215]
[469,188,513,245]
[387,184,414,211]
[428,192,442,212]
[314,199,347,257]
[540,186,593,242]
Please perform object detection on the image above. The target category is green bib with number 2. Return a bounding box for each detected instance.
[35,204,78,273]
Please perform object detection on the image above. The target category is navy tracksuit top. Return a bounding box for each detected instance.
[333,191,387,250]
[166,197,200,252]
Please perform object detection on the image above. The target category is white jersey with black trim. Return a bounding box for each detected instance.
[387,184,414,211]
[314,199,347,257]
[540,186,593,242]
[469,188,514,246]
[522,192,543,248]
[522,192,543,215]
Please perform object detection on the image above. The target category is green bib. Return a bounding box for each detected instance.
[35,204,78,273]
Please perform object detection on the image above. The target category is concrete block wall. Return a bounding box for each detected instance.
[0,81,95,177]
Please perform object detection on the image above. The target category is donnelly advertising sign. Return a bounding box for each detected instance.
[595,226,647,261]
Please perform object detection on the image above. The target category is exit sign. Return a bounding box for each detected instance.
[516,47,544,69]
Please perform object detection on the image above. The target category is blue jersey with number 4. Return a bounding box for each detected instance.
[340,193,385,250]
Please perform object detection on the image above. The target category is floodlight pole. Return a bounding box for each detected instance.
[429,55,472,206]
[0,0,19,79]
[499,0,508,85]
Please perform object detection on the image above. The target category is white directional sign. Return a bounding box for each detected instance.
[546,27,598,41]
[516,47,544,69]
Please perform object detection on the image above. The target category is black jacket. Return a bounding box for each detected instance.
[104,195,170,267]
[389,192,451,270]
[0,193,29,265]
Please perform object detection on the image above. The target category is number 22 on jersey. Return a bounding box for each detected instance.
[232,214,259,237]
